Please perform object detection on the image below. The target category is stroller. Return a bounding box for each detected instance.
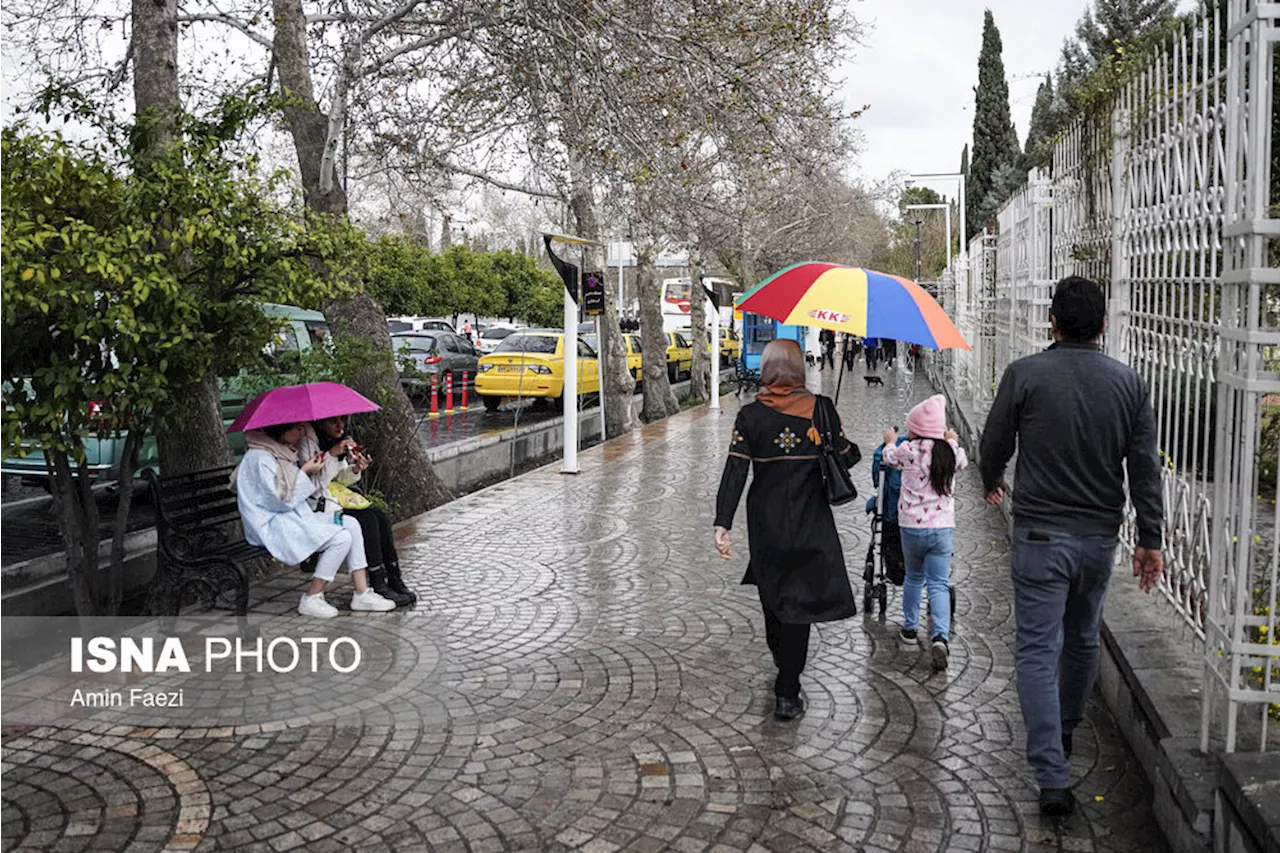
[864,437,956,622]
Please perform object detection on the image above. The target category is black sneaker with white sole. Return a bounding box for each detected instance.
[930,636,949,670]
[899,628,918,646]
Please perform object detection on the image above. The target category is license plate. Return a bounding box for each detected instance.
[498,365,521,372]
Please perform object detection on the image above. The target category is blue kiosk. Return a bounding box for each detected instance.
[740,310,806,371]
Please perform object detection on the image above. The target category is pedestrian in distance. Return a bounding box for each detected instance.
[231,422,396,618]
[980,276,1164,818]
[864,336,881,371]
[818,328,836,371]
[880,394,966,671]
[714,339,861,721]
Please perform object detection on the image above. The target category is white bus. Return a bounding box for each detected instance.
[661,277,739,333]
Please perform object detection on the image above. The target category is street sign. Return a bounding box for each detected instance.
[582,270,605,316]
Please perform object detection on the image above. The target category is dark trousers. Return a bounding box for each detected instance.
[866,347,880,370]
[344,505,397,568]
[820,348,835,369]
[761,598,810,699]
[1011,527,1117,788]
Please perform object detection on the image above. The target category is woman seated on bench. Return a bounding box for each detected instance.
[296,415,416,607]
[233,421,396,618]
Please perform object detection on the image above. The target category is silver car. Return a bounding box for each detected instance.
[391,331,480,390]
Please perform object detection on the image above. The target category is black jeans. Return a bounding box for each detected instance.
[344,506,397,568]
[761,598,810,699]
[820,348,835,369]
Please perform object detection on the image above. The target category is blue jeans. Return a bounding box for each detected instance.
[1011,526,1117,789]
[899,527,953,642]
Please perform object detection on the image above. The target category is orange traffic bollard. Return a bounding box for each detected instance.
[429,373,439,418]
[461,371,470,409]
[444,373,454,413]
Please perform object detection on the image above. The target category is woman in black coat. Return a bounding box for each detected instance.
[714,339,861,720]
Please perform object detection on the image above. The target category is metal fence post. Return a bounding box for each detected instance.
[1107,104,1131,364]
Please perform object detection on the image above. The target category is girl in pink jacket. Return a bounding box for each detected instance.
[881,394,968,670]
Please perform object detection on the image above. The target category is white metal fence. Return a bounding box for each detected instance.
[932,0,1278,752]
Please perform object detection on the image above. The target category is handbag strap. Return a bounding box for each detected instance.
[813,395,837,449]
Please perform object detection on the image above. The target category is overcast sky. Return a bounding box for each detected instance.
[841,0,1196,200]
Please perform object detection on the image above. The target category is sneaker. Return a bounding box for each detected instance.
[930,636,950,670]
[298,593,339,618]
[898,628,918,646]
[1039,787,1075,816]
[351,588,396,612]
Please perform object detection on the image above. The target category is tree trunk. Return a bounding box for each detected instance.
[688,244,710,401]
[50,451,103,617]
[273,0,451,519]
[107,430,142,616]
[135,0,235,477]
[157,376,234,476]
[638,243,680,422]
[322,291,452,518]
[566,149,634,438]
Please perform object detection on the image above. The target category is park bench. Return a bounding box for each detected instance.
[734,358,762,397]
[144,465,269,623]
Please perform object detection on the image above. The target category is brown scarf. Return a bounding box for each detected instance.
[755,383,823,444]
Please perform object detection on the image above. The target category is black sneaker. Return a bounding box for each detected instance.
[930,636,949,670]
[1039,787,1075,816]
[899,628,918,646]
[774,695,805,721]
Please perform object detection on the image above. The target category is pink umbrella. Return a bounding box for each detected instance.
[227,382,380,433]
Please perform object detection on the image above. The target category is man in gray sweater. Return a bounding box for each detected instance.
[979,276,1164,817]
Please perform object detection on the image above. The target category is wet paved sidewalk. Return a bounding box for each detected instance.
[0,367,1163,852]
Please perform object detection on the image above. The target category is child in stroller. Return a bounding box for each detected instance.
[865,433,956,624]
[864,434,908,615]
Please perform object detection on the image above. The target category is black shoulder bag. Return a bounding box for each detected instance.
[813,395,858,506]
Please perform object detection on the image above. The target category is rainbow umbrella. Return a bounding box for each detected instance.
[736,263,971,351]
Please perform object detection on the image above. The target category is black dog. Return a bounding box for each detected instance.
[805,352,817,366]
[864,375,884,387]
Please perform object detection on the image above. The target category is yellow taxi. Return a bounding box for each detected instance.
[582,332,644,381]
[475,330,600,411]
[719,326,742,364]
[666,331,693,381]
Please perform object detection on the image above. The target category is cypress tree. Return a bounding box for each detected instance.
[967,9,1022,239]
[1023,74,1056,170]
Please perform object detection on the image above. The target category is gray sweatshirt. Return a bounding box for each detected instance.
[978,342,1164,550]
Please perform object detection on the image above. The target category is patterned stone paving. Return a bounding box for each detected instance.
[0,366,1165,852]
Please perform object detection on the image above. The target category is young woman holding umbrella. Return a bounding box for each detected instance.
[228,382,399,617]
[233,421,397,616]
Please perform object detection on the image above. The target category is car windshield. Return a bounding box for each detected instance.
[494,335,558,355]
[393,335,437,352]
[387,321,414,333]
[482,327,515,340]
[582,335,599,351]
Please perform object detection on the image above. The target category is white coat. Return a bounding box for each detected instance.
[235,449,347,565]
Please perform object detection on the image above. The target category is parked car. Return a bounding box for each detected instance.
[582,333,644,382]
[476,324,519,355]
[391,330,480,391]
[1,303,329,485]
[387,316,457,334]
[675,326,741,367]
[475,331,600,411]
[665,331,693,381]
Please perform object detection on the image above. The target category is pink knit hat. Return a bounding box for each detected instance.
[906,394,948,440]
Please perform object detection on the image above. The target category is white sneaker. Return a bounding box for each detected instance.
[351,588,396,612]
[299,593,339,618]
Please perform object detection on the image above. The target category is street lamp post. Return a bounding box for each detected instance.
[911,219,924,282]
[906,172,967,274]
[906,202,954,277]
